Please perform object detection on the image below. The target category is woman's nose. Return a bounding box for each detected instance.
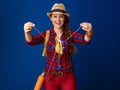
[56,17,60,21]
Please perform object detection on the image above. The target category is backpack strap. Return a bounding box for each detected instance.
[42,30,50,56]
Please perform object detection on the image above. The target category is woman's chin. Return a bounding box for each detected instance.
[55,26,63,29]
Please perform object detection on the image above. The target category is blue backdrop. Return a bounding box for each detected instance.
[0,0,120,90]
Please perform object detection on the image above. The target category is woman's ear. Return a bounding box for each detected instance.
[50,17,52,21]
[49,15,52,21]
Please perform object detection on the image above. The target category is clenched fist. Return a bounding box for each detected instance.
[24,22,35,33]
[80,22,92,32]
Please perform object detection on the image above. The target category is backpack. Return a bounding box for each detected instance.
[42,30,50,56]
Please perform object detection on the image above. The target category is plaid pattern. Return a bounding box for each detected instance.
[26,28,89,72]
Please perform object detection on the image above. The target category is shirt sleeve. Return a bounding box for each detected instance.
[71,30,90,45]
[25,31,46,46]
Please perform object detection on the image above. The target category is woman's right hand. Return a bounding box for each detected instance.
[24,22,35,33]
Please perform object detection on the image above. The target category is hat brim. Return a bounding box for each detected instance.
[47,12,70,17]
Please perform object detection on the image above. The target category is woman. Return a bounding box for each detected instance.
[24,3,94,90]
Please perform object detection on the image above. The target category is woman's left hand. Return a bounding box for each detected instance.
[80,22,92,32]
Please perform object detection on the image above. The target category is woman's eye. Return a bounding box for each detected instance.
[60,16,64,18]
[60,15,65,18]
[53,16,57,18]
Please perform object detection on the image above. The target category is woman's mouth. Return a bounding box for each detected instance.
[55,22,61,26]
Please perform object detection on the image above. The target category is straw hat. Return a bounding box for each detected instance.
[47,3,70,17]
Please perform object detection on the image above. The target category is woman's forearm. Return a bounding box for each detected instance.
[84,29,94,42]
[24,32,33,42]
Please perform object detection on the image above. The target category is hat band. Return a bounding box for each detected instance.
[50,9,67,13]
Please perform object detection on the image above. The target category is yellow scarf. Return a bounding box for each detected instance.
[55,39,63,57]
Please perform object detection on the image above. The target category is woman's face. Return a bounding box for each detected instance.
[50,14,65,29]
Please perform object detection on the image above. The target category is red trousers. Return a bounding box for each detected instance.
[44,73,76,90]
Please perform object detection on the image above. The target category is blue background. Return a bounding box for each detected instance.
[0,0,120,90]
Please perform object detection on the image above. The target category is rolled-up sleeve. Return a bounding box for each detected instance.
[25,31,46,46]
[71,30,90,45]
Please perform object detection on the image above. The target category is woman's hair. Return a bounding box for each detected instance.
[63,15,77,55]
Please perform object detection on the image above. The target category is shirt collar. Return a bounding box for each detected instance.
[50,27,65,36]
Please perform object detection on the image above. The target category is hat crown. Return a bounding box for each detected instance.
[51,3,66,11]
[47,3,70,17]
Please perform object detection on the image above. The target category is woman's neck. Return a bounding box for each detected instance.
[54,27,63,35]
[54,27,63,39]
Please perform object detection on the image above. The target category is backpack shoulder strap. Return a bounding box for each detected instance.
[42,30,50,56]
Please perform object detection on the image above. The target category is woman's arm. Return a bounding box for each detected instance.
[24,22,35,42]
[80,22,94,42]
[24,22,45,45]
[71,22,94,44]
[84,29,94,42]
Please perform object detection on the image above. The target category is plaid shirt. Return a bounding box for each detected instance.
[26,28,89,72]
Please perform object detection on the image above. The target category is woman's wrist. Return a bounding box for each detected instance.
[86,29,94,38]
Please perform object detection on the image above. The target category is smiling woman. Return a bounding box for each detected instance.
[23,3,94,90]
[50,14,65,30]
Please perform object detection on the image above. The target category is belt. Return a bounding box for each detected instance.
[53,71,64,76]
[46,71,71,80]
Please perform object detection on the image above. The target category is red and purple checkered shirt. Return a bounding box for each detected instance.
[26,28,89,73]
